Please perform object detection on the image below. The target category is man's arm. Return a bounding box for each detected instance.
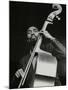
[52,38,66,56]
[40,30,66,58]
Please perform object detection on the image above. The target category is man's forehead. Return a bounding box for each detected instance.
[28,26,38,31]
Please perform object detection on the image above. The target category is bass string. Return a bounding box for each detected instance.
[18,37,41,88]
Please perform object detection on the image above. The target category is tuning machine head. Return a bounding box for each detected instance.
[56,15,60,20]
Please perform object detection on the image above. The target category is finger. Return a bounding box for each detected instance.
[15,70,20,78]
[40,30,44,33]
[15,72,19,78]
[19,69,24,78]
[17,71,20,78]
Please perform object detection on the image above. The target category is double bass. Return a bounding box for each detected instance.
[18,4,63,88]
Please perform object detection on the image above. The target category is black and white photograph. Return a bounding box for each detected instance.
[9,1,66,89]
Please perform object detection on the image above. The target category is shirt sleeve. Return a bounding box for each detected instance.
[51,39,66,59]
[40,38,66,60]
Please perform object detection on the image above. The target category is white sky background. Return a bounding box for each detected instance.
[0,0,68,90]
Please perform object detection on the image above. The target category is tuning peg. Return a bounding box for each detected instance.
[56,16,60,20]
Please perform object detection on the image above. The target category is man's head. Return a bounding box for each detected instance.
[27,26,39,42]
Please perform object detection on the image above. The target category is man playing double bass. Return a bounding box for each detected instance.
[10,4,66,88]
[10,25,66,88]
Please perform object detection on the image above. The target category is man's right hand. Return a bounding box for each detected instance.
[15,68,24,78]
[40,30,55,40]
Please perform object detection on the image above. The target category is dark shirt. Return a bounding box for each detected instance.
[19,54,36,88]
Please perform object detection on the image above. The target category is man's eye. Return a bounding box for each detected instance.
[27,32,32,34]
[33,29,38,32]
[27,30,32,33]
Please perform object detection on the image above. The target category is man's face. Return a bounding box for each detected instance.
[27,26,39,41]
